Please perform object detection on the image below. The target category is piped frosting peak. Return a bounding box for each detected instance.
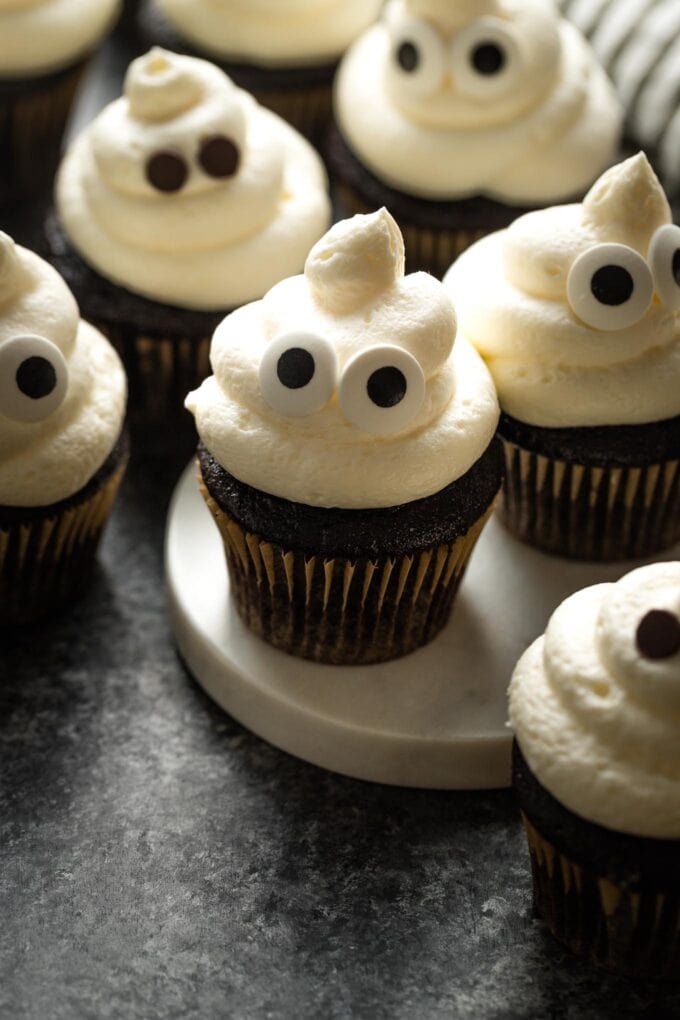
[125,48,207,123]
[583,152,671,253]
[0,233,21,306]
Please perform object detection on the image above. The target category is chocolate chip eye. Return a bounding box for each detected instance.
[0,335,69,423]
[471,42,506,76]
[648,223,680,311]
[145,149,188,193]
[259,332,337,417]
[567,243,654,331]
[339,345,425,435]
[388,15,445,97]
[636,609,680,660]
[198,135,240,179]
[451,18,522,97]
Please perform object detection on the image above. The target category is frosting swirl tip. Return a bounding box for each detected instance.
[0,232,21,305]
[125,47,207,123]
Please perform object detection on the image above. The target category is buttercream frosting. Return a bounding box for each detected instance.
[0,233,126,507]
[445,154,680,427]
[509,562,680,839]
[0,0,120,78]
[56,49,331,310]
[152,0,383,67]
[334,0,623,202]
[186,209,499,509]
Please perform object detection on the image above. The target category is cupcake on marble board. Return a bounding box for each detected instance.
[0,0,121,208]
[0,232,127,627]
[185,209,502,665]
[510,562,680,978]
[133,0,384,140]
[445,153,680,561]
[47,48,331,418]
[328,0,623,277]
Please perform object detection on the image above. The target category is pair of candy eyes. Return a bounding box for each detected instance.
[259,334,425,435]
[145,134,240,193]
[388,15,522,98]
[0,335,68,424]
[636,609,680,661]
[567,225,680,331]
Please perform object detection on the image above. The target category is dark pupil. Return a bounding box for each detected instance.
[636,609,680,660]
[199,135,240,179]
[397,41,419,73]
[367,367,407,408]
[472,42,506,75]
[591,265,634,306]
[672,248,680,287]
[277,348,315,390]
[16,356,57,400]
[146,150,188,193]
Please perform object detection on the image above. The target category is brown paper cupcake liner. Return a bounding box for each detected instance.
[500,439,680,560]
[0,61,86,206]
[253,83,332,143]
[522,813,680,979]
[0,452,127,627]
[335,182,487,279]
[199,470,492,664]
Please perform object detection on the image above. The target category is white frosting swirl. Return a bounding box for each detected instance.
[445,154,680,427]
[509,562,680,839]
[335,0,622,202]
[152,0,383,67]
[0,0,120,77]
[56,50,331,310]
[0,234,126,507]
[186,209,499,509]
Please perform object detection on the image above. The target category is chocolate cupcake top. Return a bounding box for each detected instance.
[0,0,120,77]
[509,562,680,839]
[186,209,499,509]
[0,233,126,507]
[445,153,680,427]
[152,0,383,67]
[56,49,331,310]
[334,0,622,203]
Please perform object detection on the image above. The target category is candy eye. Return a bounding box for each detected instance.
[387,16,446,98]
[0,335,69,423]
[636,609,680,661]
[145,149,189,192]
[339,345,425,435]
[198,134,240,179]
[450,17,522,97]
[259,332,338,417]
[648,223,680,311]
[567,244,654,331]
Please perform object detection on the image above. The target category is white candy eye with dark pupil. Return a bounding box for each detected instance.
[339,345,425,435]
[388,16,445,97]
[0,334,69,423]
[567,243,654,331]
[649,223,680,310]
[259,332,337,418]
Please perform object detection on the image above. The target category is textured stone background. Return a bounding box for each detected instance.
[2,33,680,1020]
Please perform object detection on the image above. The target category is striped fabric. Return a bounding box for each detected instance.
[557,0,680,197]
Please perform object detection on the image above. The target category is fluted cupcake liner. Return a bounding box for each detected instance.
[0,446,127,627]
[335,182,488,279]
[522,812,680,979]
[252,83,332,144]
[199,470,492,664]
[0,61,86,207]
[499,439,680,561]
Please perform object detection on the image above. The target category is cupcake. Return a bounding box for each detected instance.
[328,0,623,277]
[0,232,127,627]
[445,153,680,561]
[185,209,502,665]
[0,0,121,207]
[134,0,383,140]
[48,48,331,418]
[510,561,680,978]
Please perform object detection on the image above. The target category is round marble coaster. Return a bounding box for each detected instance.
[165,462,679,790]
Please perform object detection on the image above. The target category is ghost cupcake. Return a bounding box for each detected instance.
[0,232,127,627]
[133,0,383,140]
[445,153,680,560]
[510,561,680,978]
[0,0,121,207]
[328,0,623,277]
[186,209,502,665]
[48,48,331,417]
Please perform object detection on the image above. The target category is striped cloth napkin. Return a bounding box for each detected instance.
[557,0,680,198]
